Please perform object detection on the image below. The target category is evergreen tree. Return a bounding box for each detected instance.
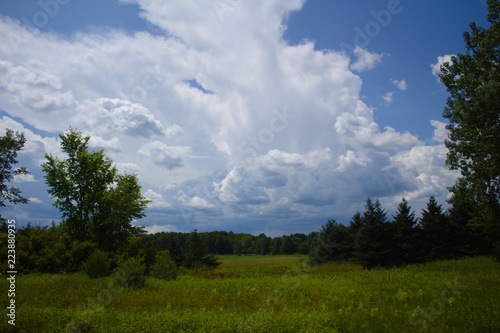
[420,197,454,261]
[354,198,391,268]
[389,198,419,265]
[310,219,350,265]
[183,229,220,269]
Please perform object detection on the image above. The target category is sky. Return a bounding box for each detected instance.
[0,0,491,237]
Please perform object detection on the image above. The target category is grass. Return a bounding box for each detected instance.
[1,256,499,332]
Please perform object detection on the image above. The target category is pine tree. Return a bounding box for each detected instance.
[389,198,419,265]
[183,229,220,269]
[354,198,391,268]
[420,197,453,261]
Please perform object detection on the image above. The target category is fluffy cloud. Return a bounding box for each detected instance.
[391,79,407,91]
[335,112,421,151]
[381,91,394,104]
[76,98,169,138]
[350,46,384,72]
[0,59,75,113]
[0,1,459,234]
[431,120,449,143]
[138,141,191,170]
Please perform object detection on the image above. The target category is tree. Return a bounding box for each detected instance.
[42,129,149,250]
[280,235,296,255]
[183,229,220,269]
[440,0,500,247]
[354,198,391,268]
[0,129,29,209]
[420,197,454,261]
[389,198,420,265]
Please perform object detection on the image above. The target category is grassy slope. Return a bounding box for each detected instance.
[1,256,499,332]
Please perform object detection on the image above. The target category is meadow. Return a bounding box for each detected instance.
[1,256,499,332]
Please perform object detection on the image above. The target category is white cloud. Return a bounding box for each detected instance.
[335,112,421,151]
[138,141,191,170]
[430,120,449,143]
[13,174,36,183]
[79,98,168,138]
[28,197,43,204]
[336,150,370,172]
[144,189,172,208]
[350,46,384,72]
[391,79,407,91]
[431,54,454,79]
[145,224,176,234]
[0,1,460,234]
[381,91,394,104]
[0,59,76,113]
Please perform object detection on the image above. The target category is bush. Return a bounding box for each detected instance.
[81,249,110,278]
[114,255,146,288]
[151,250,177,280]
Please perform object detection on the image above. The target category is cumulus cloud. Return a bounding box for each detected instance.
[430,120,449,143]
[138,141,191,170]
[391,79,407,91]
[350,46,384,72]
[0,1,459,233]
[385,144,459,201]
[335,112,421,151]
[0,59,76,113]
[336,150,370,172]
[144,189,172,208]
[13,174,36,183]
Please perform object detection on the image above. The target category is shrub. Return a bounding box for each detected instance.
[114,255,146,288]
[151,250,177,280]
[81,249,110,278]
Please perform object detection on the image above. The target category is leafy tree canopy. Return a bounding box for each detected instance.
[0,128,29,208]
[42,129,149,250]
[440,0,500,230]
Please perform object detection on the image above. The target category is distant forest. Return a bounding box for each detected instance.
[3,195,492,276]
[142,197,492,269]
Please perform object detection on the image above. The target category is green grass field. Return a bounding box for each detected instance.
[1,256,499,332]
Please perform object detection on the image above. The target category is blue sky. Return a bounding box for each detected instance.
[0,0,491,236]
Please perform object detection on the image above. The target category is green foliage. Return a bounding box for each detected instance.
[309,219,350,265]
[0,128,29,208]
[440,0,500,244]
[2,256,499,332]
[42,129,149,250]
[8,224,95,273]
[82,249,110,279]
[388,197,420,265]
[115,255,147,288]
[420,196,455,261]
[353,198,391,268]
[183,229,221,269]
[151,250,177,280]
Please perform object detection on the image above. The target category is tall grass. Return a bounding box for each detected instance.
[1,256,498,332]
